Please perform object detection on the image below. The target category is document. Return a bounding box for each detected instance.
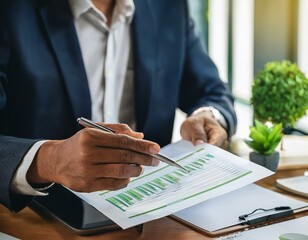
[173,184,308,233]
[0,232,19,240]
[218,216,308,240]
[71,140,273,229]
[277,176,308,198]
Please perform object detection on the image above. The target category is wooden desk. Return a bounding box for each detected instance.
[1,170,308,240]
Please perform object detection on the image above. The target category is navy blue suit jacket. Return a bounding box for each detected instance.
[0,0,236,211]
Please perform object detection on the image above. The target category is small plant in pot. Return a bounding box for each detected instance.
[245,120,283,172]
[251,60,308,149]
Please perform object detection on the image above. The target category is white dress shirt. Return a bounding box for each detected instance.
[70,0,135,123]
[10,0,136,196]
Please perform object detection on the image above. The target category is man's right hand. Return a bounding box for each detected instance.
[26,124,160,192]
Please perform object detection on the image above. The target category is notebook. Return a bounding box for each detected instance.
[276,176,308,198]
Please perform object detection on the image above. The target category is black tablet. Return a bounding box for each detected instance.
[29,184,119,235]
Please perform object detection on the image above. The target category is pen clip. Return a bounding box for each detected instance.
[239,206,294,225]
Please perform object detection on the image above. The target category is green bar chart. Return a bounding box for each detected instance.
[105,155,251,215]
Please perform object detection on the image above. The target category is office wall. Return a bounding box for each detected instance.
[254,0,298,74]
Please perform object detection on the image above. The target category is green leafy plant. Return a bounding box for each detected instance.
[245,120,283,155]
[251,60,308,128]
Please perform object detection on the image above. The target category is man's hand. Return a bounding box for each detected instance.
[26,124,160,192]
[180,111,228,149]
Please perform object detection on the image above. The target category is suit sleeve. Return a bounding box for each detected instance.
[0,16,37,212]
[178,4,237,137]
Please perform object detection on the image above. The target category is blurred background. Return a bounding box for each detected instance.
[172,0,308,141]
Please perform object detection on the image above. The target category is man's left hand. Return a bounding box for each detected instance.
[180,111,228,149]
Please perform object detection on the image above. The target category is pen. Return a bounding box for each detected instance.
[77,117,189,172]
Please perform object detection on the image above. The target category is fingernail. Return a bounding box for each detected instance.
[152,158,160,166]
[140,166,145,175]
[195,140,205,145]
[150,145,160,154]
[136,132,144,138]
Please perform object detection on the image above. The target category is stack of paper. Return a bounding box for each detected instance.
[277,176,308,198]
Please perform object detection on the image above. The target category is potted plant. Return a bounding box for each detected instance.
[245,120,283,172]
[251,60,308,133]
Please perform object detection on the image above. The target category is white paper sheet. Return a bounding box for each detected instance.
[71,140,273,229]
[173,184,308,232]
[277,176,308,197]
[218,216,308,240]
[0,232,19,240]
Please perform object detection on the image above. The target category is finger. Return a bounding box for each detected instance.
[89,164,145,179]
[181,120,208,145]
[208,133,228,148]
[85,128,160,155]
[103,123,144,139]
[205,126,228,148]
[191,126,208,145]
[89,148,160,166]
[207,133,221,146]
[223,139,229,150]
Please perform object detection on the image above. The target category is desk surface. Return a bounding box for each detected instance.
[1,169,308,240]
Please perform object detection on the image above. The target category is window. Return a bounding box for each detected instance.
[173,0,303,141]
[183,0,302,139]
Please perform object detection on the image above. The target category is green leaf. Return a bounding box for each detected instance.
[250,128,266,143]
[268,123,283,143]
[255,120,269,138]
[244,139,264,153]
[251,60,308,127]
[245,120,283,155]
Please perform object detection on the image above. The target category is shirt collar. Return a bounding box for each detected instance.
[68,0,135,24]
[68,0,92,19]
[114,0,135,24]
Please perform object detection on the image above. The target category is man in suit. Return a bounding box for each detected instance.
[0,0,237,212]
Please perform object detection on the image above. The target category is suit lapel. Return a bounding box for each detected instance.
[38,0,91,120]
[132,0,157,131]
